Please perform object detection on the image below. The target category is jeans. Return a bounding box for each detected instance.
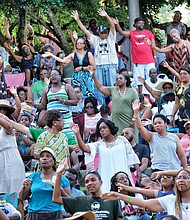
[94,64,117,105]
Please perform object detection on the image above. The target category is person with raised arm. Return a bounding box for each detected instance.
[132,99,187,173]
[101,168,190,220]
[113,17,156,94]
[69,119,141,193]
[71,9,118,104]
[53,158,123,219]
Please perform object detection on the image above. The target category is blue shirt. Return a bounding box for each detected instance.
[28,172,69,212]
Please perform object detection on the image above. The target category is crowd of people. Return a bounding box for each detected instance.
[0,7,190,220]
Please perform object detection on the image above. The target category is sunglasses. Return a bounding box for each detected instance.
[75,90,81,94]
[100,31,108,34]
[85,106,94,109]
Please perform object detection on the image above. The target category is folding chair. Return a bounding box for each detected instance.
[21,155,35,172]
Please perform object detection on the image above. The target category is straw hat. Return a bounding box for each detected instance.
[64,211,95,220]
[0,99,15,114]
[155,79,177,91]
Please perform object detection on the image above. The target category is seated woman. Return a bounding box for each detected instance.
[3,42,36,86]
[113,174,175,220]
[19,148,71,220]
[83,96,101,143]
[110,171,151,220]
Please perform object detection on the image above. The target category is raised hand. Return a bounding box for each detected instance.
[73,31,78,40]
[3,42,10,50]
[70,122,80,134]
[44,77,50,85]
[9,86,17,96]
[112,17,119,25]
[71,10,79,21]
[4,18,9,27]
[42,51,52,58]
[132,99,140,114]
[141,118,152,127]
[151,171,162,180]
[161,60,168,68]
[56,158,68,174]
[67,29,73,36]
[101,192,121,202]
[98,8,107,17]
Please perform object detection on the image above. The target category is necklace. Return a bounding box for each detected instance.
[119,88,126,96]
[104,136,117,148]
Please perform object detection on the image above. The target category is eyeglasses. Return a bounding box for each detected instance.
[85,106,93,109]
[100,31,108,34]
[176,175,190,180]
[76,42,85,45]
[50,73,60,78]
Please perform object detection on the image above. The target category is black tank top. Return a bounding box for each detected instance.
[73,51,90,68]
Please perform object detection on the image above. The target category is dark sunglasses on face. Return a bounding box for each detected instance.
[100,30,108,34]
[85,106,93,109]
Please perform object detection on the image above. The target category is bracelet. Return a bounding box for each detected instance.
[62,99,66,104]
[154,56,157,59]
[127,196,131,204]
[81,66,83,71]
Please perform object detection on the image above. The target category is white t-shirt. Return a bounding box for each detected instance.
[89,31,118,66]
[142,78,163,101]
[158,194,190,220]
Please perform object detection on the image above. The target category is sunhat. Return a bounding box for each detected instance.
[64,211,95,220]
[39,147,56,162]
[0,99,15,114]
[155,79,177,91]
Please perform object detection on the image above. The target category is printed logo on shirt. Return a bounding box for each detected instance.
[91,202,111,219]
[134,34,146,45]
[91,202,100,211]
[99,40,109,54]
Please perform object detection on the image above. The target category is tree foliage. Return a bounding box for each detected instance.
[0,0,189,53]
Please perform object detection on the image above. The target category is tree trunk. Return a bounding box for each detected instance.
[17,7,27,54]
[47,9,71,55]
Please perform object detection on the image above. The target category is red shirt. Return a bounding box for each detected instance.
[129,29,155,64]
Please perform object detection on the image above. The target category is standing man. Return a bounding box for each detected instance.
[72,9,118,104]
[148,11,187,45]
[113,17,156,94]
